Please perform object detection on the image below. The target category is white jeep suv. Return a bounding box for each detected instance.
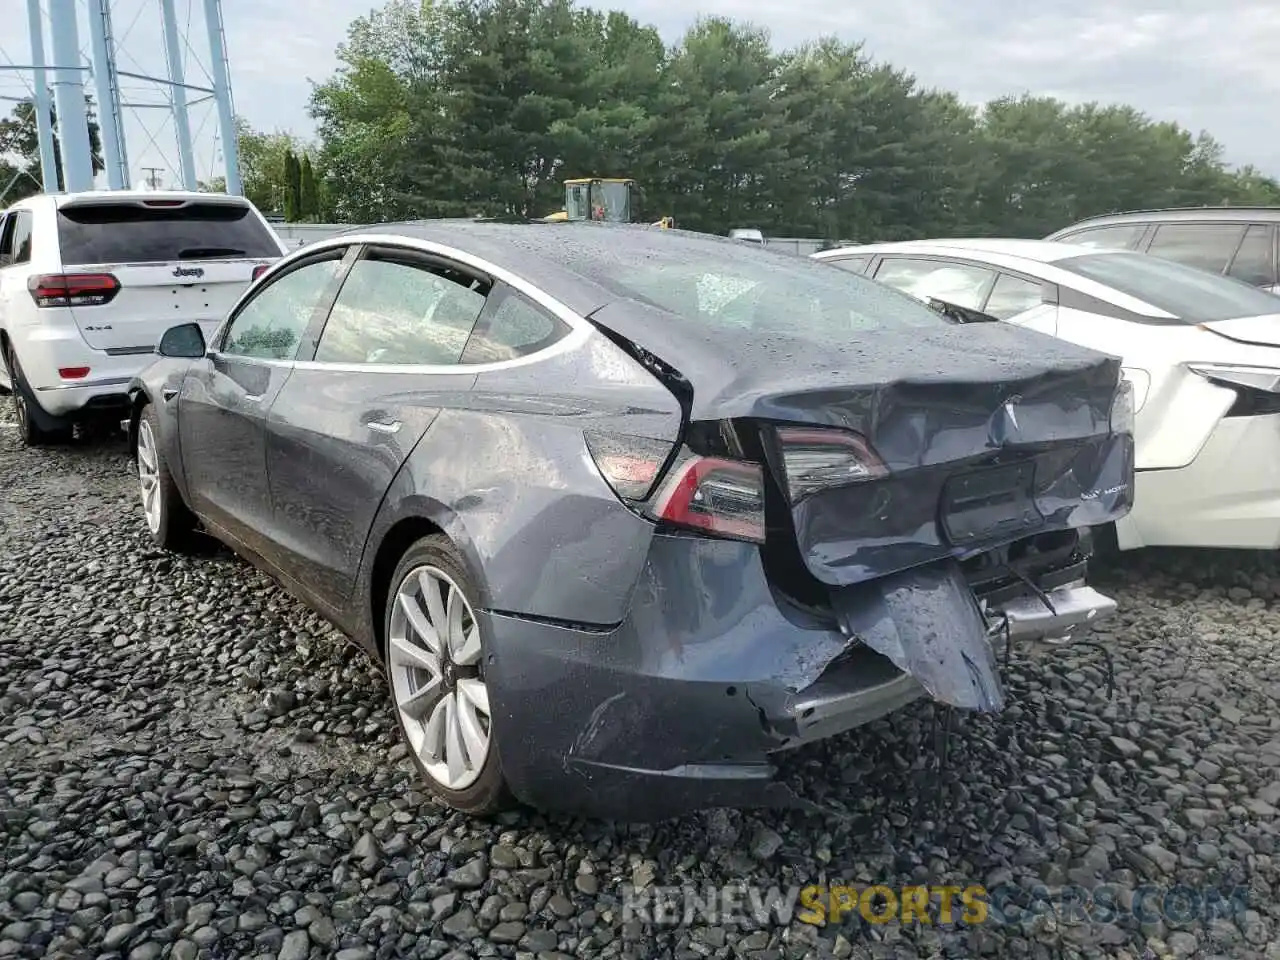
[0,190,287,445]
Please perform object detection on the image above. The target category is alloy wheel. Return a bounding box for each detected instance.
[136,418,163,534]
[388,565,492,791]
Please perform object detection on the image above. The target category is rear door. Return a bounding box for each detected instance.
[179,246,352,552]
[54,195,284,354]
[264,243,503,605]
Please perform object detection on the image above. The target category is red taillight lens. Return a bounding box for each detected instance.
[776,426,887,503]
[58,367,90,379]
[650,455,767,543]
[252,264,270,281]
[28,273,121,308]
[584,431,673,501]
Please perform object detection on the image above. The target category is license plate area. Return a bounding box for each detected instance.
[940,461,1041,546]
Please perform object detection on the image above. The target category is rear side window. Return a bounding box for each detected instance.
[56,201,282,265]
[1227,224,1274,286]
[1145,223,1245,274]
[1057,252,1280,323]
[461,289,570,364]
[873,258,996,310]
[1057,224,1144,250]
[0,211,34,265]
[984,274,1045,320]
[315,251,490,365]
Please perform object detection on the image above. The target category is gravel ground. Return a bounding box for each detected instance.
[2,403,1280,960]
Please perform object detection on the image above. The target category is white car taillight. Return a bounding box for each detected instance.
[1119,367,1150,413]
[1109,378,1135,438]
[776,426,887,504]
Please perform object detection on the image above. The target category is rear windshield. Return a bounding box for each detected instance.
[1056,252,1280,322]
[570,239,948,336]
[56,201,282,265]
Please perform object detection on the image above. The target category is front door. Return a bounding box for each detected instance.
[179,248,350,552]
[265,244,496,605]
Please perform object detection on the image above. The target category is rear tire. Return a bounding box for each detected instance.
[4,342,73,447]
[136,403,196,551]
[384,535,511,816]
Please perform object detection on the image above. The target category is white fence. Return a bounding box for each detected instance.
[269,222,824,255]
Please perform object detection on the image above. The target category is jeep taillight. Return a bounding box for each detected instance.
[777,426,887,504]
[252,264,270,281]
[28,273,121,308]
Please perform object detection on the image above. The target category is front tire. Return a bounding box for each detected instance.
[136,403,196,551]
[384,535,510,815]
[4,342,72,447]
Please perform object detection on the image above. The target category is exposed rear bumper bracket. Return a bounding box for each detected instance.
[987,581,1117,644]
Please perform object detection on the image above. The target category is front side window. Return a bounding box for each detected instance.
[826,255,872,275]
[221,255,345,360]
[315,251,489,365]
[1057,251,1280,323]
[873,258,996,311]
[1145,223,1246,275]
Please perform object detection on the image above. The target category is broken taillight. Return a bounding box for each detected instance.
[584,431,673,501]
[28,273,121,308]
[649,456,767,543]
[777,426,887,503]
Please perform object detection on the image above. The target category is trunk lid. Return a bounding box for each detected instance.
[54,195,283,352]
[1201,314,1280,348]
[587,300,1132,587]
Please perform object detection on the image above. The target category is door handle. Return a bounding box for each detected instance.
[366,418,402,434]
[162,388,177,401]
[243,394,263,403]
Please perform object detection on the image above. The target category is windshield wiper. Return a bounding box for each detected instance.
[178,246,246,259]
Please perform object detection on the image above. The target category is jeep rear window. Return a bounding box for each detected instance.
[56,202,281,265]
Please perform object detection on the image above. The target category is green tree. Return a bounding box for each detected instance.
[299,154,319,219]
[306,0,1278,239]
[282,149,302,221]
[0,96,105,200]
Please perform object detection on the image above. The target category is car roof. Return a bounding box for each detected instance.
[4,190,255,214]
[1050,207,1280,234]
[333,218,806,318]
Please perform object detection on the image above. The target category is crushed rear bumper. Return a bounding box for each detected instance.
[482,532,1116,821]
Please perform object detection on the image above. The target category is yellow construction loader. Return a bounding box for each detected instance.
[542,178,674,229]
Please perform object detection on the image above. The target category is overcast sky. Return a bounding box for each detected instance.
[1,0,1278,191]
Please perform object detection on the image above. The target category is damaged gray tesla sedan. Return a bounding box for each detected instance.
[124,220,1135,820]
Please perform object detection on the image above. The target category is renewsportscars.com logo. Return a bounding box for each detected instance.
[620,882,1251,929]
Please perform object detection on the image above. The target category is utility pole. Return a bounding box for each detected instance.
[203,0,242,195]
[159,0,196,189]
[141,166,164,189]
[25,0,58,192]
[47,0,95,192]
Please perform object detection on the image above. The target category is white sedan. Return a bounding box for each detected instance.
[813,238,1280,552]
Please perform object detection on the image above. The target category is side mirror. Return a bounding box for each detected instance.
[157,322,206,359]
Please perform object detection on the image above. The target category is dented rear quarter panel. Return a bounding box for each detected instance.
[355,328,685,630]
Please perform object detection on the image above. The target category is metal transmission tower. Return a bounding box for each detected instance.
[1,0,244,197]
